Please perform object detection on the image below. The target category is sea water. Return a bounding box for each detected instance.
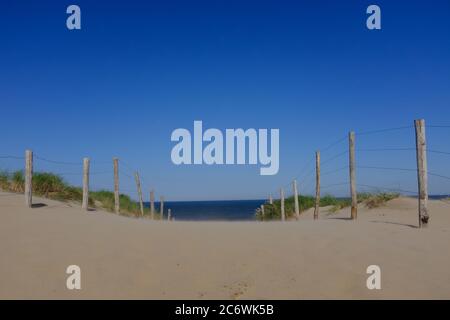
[144,199,265,221]
[144,195,449,221]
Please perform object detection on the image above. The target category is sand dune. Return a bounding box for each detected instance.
[1,191,450,299]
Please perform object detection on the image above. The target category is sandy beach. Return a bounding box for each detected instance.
[1,191,450,299]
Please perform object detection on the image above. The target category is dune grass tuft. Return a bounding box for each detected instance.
[0,169,147,217]
[89,190,150,217]
[358,192,400,209]
[0,171,9,190]
[256,192,400,220]
[256,194,351,220]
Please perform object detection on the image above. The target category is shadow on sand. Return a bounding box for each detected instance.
[369,220,418,229]
[31,203,47,208]
[325,217,418,229]
[326,217,354,221]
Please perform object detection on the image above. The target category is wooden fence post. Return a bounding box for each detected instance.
[349,132,357,220]
[414,119,429,227]
[293,179,300,220]
[168,208,171,221]
[269,194,273,205]
[314,151,320,220]
[82,157,90,210]
[134,171,144,216]
[280,188,285,221]
[150,190,155,219]
[260,204,265,220]
[160,196,164,220]
[25,150,33,208]
[113,158,120,214]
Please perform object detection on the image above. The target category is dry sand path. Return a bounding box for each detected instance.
[1,192,450,299]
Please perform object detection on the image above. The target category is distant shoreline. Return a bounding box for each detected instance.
[147,194,450,203]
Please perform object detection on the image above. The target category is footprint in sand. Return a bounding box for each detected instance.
[228,281,249,299]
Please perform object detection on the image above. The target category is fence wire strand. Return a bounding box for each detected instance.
[266,122,450,201]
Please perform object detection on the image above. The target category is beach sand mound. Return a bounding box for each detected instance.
[1,192,449,299]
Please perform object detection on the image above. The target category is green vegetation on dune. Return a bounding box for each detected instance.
[0,169,400,221]
[256,195,351,220]
[88,190,151,217]
[0,170,154,217]
[357,192,400,209]
[256,192,400,220]
[0,171,8,190]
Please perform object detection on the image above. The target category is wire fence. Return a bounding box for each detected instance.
[1,120,449,221]
[267,121,450,207]
[0,152,162,207]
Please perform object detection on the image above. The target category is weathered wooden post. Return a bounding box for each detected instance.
[82,157,90,210]
[25,150,33,207]
[160,196,164,220]
[113,158,120,214]
[314,151,320,220]
[168,208,171,221]
[150,190,155,219]
[269,194,273,205]
[293,179,300,220]
[260,204,265,220]
[349,132,357,220]
[414,119,429,227]
[280,188,285,221]
[134,171,144,216]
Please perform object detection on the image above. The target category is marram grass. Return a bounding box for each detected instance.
[0,170,151,217]
[255,192,400,221]
[0,169,398,220]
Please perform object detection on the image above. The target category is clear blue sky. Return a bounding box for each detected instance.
[1,1,449,200]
